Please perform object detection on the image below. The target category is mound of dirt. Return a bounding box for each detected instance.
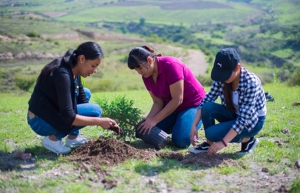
[69,138,156,167]
[68,138,157,189]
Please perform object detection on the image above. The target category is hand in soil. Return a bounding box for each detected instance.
[108,126,124,135]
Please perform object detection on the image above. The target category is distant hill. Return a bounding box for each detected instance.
[0,0,299,85]
[1,0,299,25]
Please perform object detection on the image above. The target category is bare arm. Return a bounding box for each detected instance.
[207,129,238,155]
[190,108,202,146]
[72,115,118,130]
[152,79,184,123]
[140,80,184,134]
[146,91,164,119]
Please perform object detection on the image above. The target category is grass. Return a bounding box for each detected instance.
[1,0,285,26]
[0,83,299,192]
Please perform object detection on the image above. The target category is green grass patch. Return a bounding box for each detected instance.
[0,83,299,192]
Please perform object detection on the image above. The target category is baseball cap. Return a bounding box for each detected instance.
[211,48,241,82]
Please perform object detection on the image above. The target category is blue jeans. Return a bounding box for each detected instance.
[201,102,265,143]
[27,88,102,140]
[156,106,202,148]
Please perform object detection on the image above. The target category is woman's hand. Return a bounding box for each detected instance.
[99,118,119,130]
[190,126,198,146]
[137,118,157,135]
[207,141,225,155]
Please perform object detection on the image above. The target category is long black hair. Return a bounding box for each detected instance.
[37,42,103,82]
[127,45,162,69]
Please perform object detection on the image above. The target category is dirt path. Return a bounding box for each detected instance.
[184,49,208,76]
[148,43,208,77]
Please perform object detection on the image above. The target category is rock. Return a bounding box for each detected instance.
[281,128,291,133]
[148,178,155,185]
[13,150,23,158]
[275,140,284,147]
[292,102,300,106]
[262,167,269,173]
[295,159,300,169]
[24,148,35,157]
[79,162,90,173]
[20,153,31,161]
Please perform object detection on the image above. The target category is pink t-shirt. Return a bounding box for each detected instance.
[143,56,206,112]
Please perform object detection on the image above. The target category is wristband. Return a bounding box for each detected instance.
[221,139,227,147]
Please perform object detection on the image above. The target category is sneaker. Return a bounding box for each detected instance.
[265,92,274,102]
[65,134,88,148]
[236,137,259,155]
[42,136,71,154]
[188,142,210,154]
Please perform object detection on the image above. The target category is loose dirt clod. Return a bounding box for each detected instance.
[108,126,124,135]
[156,151,185,161]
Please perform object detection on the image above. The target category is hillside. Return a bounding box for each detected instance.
[0,0,299,92]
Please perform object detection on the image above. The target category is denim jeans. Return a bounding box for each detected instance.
[27,88,102,140]
[156,106,202,148]
[201,102,265,143]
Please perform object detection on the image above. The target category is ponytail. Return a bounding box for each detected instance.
[223,83,235,112]
[37,49,77,82]
[37,42,103,82]
[127,45,162,69]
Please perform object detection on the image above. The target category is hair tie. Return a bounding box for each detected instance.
[73,49,77,56]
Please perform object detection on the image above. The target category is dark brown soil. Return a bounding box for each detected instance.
[69,138,156,167]
[67,138,242,189]
[2,138,297,191]
[68,138,157,189]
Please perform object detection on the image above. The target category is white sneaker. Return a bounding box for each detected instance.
[65,134,88,148]
[41,136,71,154]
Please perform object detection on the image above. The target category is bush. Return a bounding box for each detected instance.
[287,68,300,86]
[95,95,143,142]
[26,31,39,38]
[196,75,213,87]
[86,79,114,92]
[14,74,35,91]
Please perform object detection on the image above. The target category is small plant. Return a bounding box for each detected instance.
[14,74,35,91]
[287,68,300,86]
[26,30,39,38]
[95,95,143,142]
[196,75,213,86]
[273,67,280,84]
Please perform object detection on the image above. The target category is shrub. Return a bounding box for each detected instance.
[26,31,39,38]
[86,79,113,92]
[95,95,143,142]
[196,75,213,87]
[287,68,300,86]
[257,71,274,85]
[14,74,35,91]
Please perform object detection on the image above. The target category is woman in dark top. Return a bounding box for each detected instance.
[27,42,120,154]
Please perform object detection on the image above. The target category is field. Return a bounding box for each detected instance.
[1,0,299,25]
[0,0,300,192]
[0,83,300,192]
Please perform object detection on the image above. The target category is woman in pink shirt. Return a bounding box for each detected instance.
[127,46,206,148]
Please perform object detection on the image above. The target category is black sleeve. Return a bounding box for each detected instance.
[53,68,76,126]
[76,75,89,104]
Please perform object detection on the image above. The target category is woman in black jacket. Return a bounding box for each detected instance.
[27,42,120,154]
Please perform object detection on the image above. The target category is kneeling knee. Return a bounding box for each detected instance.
[172,137,191,148]
[91,104,102,117]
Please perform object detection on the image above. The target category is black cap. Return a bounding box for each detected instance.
[211,48,240,82]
